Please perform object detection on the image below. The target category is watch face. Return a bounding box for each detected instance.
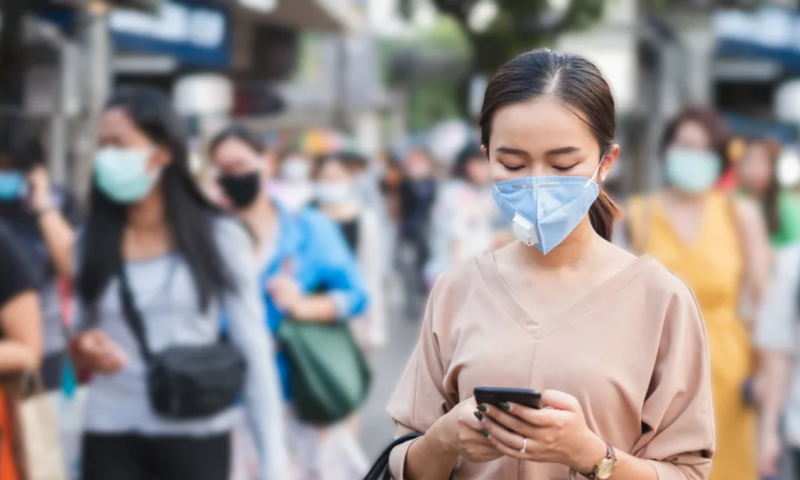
[596,459,616,479]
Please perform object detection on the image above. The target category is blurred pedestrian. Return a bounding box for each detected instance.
[738,137,800,248]
[624,106,771,480]
[0,222,43,480]
[269,149,314,213]
[753,242,800,479]
[208,125,370,480]
[397,147,437,317]
[424,144,503,286]
[53,87,287,480]
[385,49,714,480]
[312,153,387,352]
[0,107,82,389]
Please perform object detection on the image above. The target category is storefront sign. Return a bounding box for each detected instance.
[110,0,230,68]
[714,7,800,71]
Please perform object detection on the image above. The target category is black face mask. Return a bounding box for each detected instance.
[217,172,261,209]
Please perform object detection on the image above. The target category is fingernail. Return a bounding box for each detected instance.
[476,404,488,413]
[474,411,484,421]
[481,429,491,438]
[499,402,511,411]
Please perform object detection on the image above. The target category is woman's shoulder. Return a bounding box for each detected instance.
[210,213,254,247]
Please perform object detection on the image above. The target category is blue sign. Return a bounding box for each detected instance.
[109,0,230,69]
[714,7,800,72]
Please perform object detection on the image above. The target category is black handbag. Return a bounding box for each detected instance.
[364,433,456,480]
[118,266,247,420]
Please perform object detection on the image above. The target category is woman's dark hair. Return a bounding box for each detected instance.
[78,86,232,310]
[660,106,732,171]
[311,153,349,180]
[479,48,618,241]
[209,123,266,157]
[0,107,45,172]
[745,137,782,235]
[452,144,484,181]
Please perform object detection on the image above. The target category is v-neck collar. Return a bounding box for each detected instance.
[475,251,657,340]
[653,193,714,251]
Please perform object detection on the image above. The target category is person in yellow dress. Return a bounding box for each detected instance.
[623,106,771,480]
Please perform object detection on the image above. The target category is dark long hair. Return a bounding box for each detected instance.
[745,137,782,236]
[209,123,266,156]
[78,87,232,311]
[479,48,618,241]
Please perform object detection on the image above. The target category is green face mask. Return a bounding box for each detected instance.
[664,148,722,194]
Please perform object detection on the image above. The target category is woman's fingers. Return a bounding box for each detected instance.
[481,404,544,434]
[479,415,524,451]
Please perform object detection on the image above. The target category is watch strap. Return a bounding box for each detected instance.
[571,442,616,479]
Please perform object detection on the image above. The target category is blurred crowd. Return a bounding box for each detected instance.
[3,83,800,480]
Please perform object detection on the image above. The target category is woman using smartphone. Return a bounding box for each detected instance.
[387,49,715,480]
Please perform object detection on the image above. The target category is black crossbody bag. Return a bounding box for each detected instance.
[118,266,247,420]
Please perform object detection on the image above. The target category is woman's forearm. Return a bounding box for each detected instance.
[402,418,460,480]
[291,295,338,322]
[758,350,793,428]
[38,210,76,278]
[0,341,39,374]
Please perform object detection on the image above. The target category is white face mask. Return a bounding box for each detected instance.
[316,182,353,205]
[281,158,310,182]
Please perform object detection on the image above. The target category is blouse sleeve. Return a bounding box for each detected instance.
[630,281,715,480]
[387,279,455,479]
[307,210,369,320]
[755,245,800,353]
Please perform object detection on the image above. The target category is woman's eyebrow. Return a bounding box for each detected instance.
[545,146,581,156]
[495,146,530,158]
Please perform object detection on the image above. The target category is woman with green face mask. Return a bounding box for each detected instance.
[623,106,771,480]
[42,87,289,480]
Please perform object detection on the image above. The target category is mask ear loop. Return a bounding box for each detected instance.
[583,156,606,188]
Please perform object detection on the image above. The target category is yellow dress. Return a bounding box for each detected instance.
[629,192,755,480]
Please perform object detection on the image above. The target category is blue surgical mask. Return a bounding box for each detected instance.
[664,148,721,194]
[493,162,602,254]
[94,147,159,204]
[0,172,25,201]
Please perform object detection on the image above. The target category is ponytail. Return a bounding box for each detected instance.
[588,189,618,241]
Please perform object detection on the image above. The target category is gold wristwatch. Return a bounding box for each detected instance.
[569,443,617,480]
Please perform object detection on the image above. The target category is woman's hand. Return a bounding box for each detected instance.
[73,330,127,374]
[268,276,303,314]
[436,396,503,464]
[758,422,782,479]
[27,166,53,213]
[477,390,606,473]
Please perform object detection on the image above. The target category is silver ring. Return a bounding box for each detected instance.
[520,437,528,454]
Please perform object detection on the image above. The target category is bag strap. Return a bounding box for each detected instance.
[364,433,456,480]
[117,265,153,364]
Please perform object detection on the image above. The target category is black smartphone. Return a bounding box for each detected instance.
[474,386,543,410]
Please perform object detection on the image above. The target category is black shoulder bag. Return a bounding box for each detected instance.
[118,266,247,420]
[364,433,456,480]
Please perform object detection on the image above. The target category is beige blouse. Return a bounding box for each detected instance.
[388,252,714,480]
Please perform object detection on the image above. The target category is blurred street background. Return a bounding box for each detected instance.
[5,0,800,479]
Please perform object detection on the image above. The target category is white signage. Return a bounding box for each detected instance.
[110,1,225,49]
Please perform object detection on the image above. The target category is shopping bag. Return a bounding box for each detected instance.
[7,373,68,480]
[53,359,85,480]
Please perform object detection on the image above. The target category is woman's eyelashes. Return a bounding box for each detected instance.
[501,163,526,172]
[553,163,579,172]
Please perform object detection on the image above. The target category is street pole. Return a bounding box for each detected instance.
[0,0,27,106]
[74,0,112,196]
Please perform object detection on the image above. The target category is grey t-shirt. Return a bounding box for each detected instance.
[756,243,800,447]
[80,217,288,479]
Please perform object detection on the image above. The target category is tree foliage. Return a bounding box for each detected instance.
[402,0,607,73]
